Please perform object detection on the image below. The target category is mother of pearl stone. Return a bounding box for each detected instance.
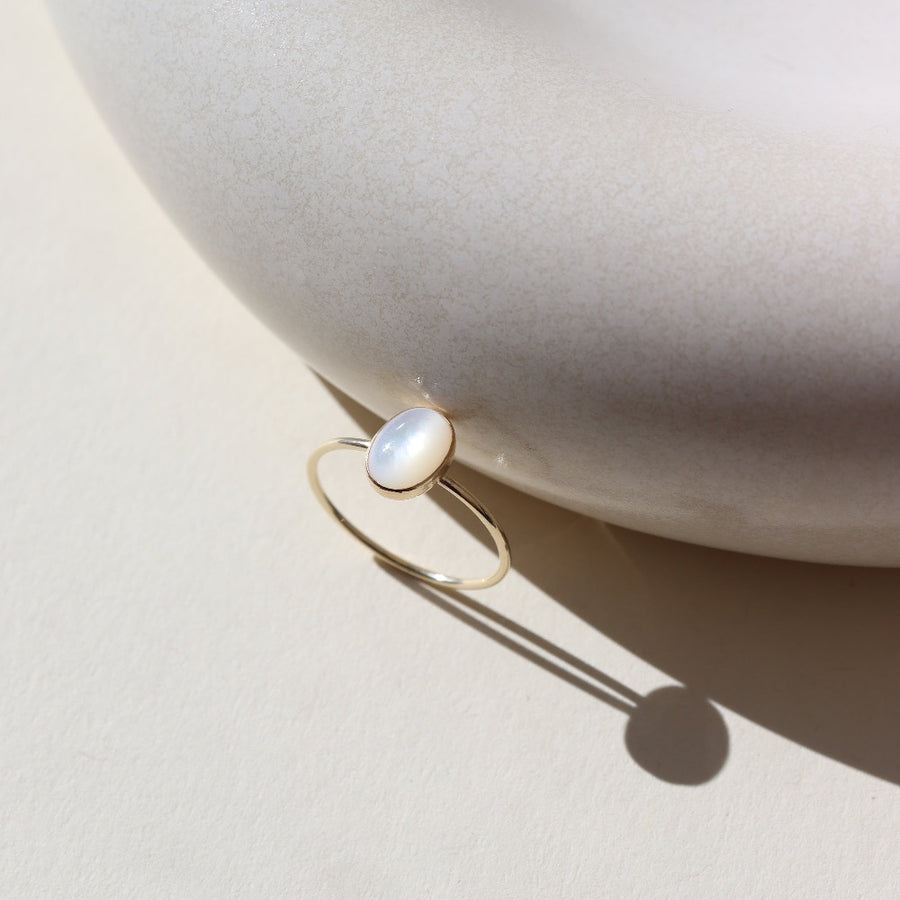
[366,408,455,496]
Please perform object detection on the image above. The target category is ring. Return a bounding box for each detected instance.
[307,407,511,590]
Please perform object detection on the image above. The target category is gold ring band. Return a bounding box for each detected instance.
[307,424,511,590]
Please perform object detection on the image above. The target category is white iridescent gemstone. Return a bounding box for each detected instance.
[366,408,455,496]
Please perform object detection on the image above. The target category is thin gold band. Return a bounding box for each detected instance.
[307,437,511,590]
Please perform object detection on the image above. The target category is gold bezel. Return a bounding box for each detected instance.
[365,412,456,501]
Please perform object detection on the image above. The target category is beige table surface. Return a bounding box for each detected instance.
[3,5,900,898]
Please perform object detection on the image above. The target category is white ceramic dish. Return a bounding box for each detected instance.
[48,0,900,564]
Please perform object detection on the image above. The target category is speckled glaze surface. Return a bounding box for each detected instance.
[48,1,900,564]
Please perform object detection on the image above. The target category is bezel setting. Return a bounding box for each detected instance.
[365,408,457,500]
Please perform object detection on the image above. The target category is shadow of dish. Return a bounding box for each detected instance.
[320,381,900,787]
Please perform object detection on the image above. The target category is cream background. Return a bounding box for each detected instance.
[3,6,900,897]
